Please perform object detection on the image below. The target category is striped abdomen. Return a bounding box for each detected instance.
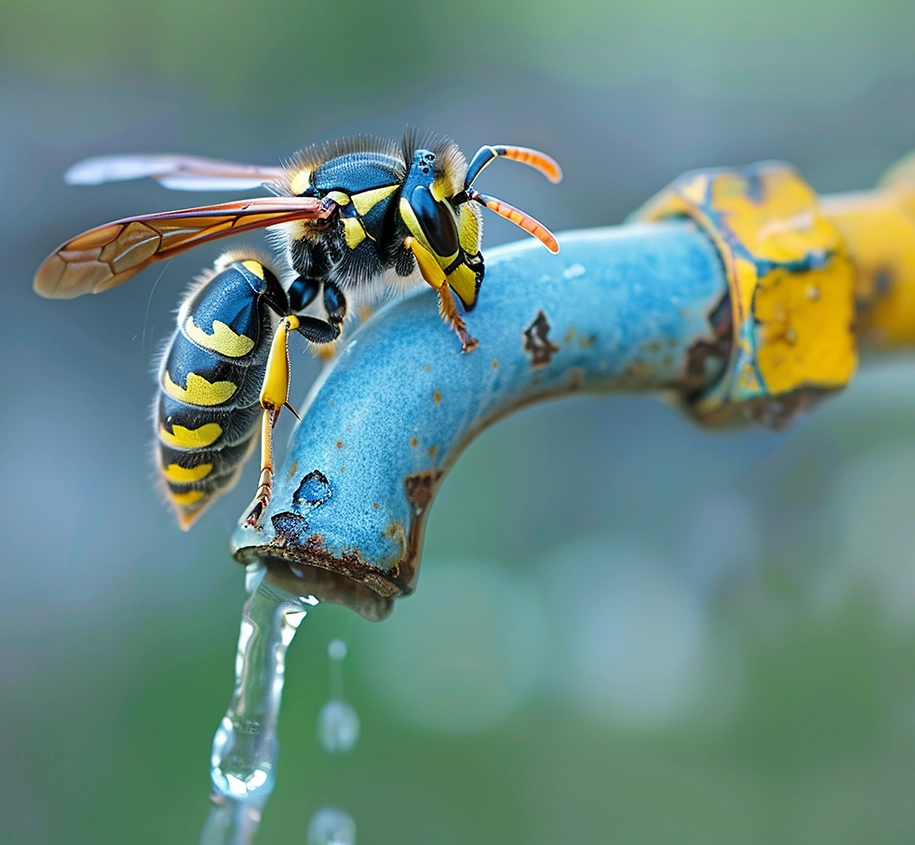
[155,260,277,527]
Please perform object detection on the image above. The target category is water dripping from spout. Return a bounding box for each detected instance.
[199,562,319,845]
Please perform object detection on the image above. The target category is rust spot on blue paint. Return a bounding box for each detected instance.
[404,470,443,512]
[271,512,310,544]
[523,310,560,368]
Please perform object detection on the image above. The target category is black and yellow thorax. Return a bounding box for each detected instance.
[282,134,484,309]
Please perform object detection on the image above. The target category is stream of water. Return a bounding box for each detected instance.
[199,564,361,845]
[199,563,318,845]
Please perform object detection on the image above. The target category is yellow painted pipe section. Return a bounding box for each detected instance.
[822,185,915,350]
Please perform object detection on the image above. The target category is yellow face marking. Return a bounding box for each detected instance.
[241,260,265,279]
[185,315,256,358]
[159,421,223,449]
[447,263,479,307]
[343,217,366,249]
[289,168,312,196]
[326,190,350,206]
[163,370,237,406]
[457,204,482,253]
[404,237,447,290]
[170,489,205,506]
[350,184,398,216]
[430,178,449,203]
[163,462,213,483]
[399,197,425,242]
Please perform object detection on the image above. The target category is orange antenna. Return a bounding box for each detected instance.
[465,189,559,253]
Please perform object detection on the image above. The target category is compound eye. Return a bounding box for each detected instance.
[409,185,459,258]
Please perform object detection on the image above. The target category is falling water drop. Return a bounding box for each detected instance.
[317,637,359,753]
[317,699,360,753]
[307,807,357,845]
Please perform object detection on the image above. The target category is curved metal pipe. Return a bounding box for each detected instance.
[232,222,729,620]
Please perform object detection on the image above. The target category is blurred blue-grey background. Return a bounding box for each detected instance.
[3,0,915,843]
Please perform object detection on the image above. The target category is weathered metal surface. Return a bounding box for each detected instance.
[231,154,915,618]
[634,162,858,427]
[232,223,729,618]
[823,165,915,350]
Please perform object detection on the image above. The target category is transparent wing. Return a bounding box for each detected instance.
[64,154,286,191]
[34,197,332,299]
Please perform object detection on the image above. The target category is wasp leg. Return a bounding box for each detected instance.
[294,315,340,344]
[244,314,301,527]
[308,282,348,362]
[322,281,347,326]
[404,236,478,353]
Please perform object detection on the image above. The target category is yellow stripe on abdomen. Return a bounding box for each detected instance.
[162,371,237,406]
[169,489,205,506]
[185,315,256,357]
[163,462,213,483]
[158,421,223,449]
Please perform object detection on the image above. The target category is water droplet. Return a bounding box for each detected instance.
[328,639,347,661]
[245,561,266,594]
[307,807,356,845]
[317,699,360,753]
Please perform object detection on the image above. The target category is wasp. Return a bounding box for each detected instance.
[34,129,562,528]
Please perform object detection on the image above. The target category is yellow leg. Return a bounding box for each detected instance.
[404,236,478,352]
[245,412,275,527]
[244,315,300,527]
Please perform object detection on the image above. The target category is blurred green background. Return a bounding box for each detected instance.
[3,0,915,843]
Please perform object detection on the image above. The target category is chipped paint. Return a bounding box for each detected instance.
[635,161,856,425]
[292,470,331,512]
[405,470,444,512]
[228,158,915,615]
[683,292,732,394]
[523,310,560,368]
